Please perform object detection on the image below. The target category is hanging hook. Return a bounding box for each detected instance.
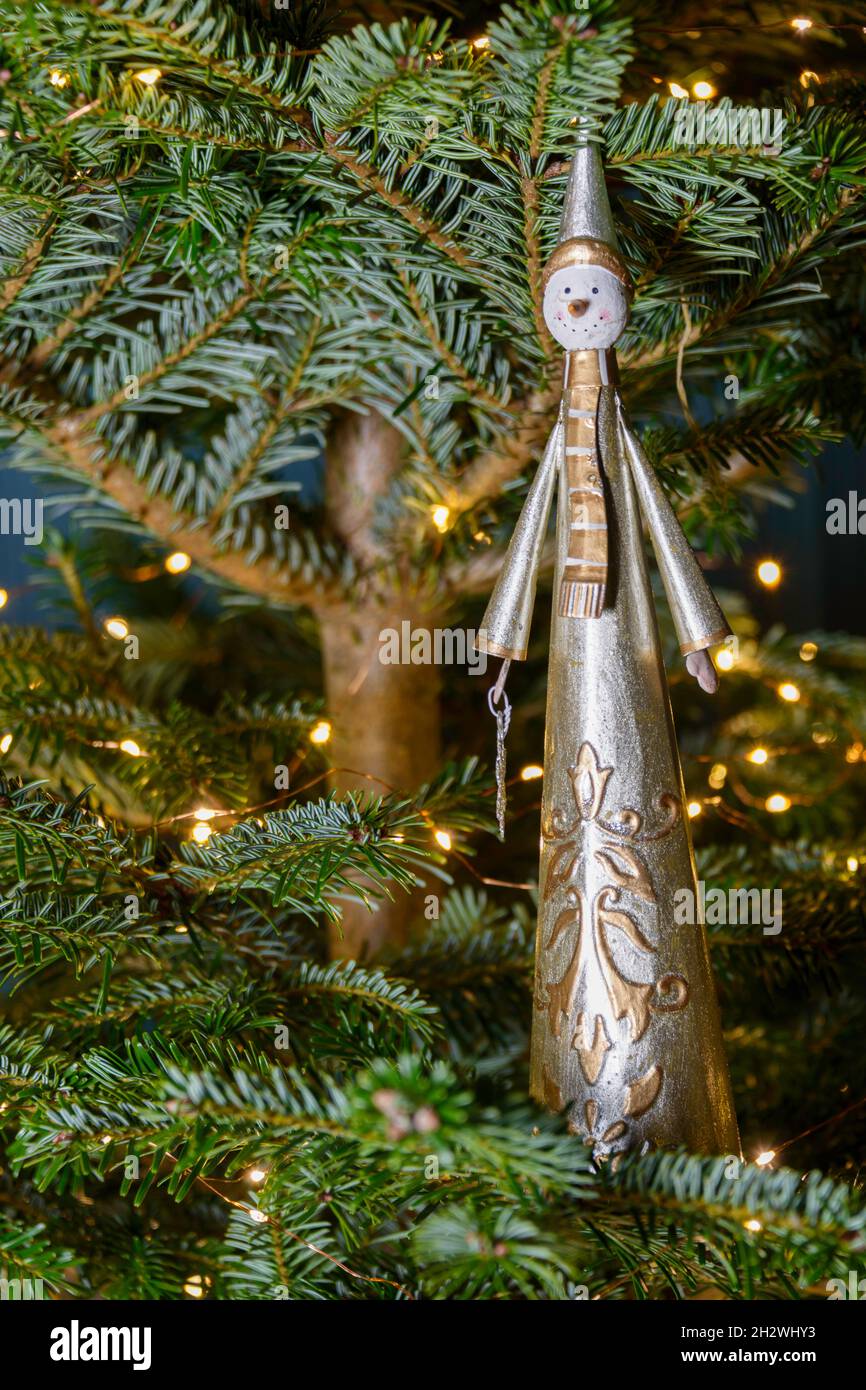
[487,660,512,840]
[488,657,511,715]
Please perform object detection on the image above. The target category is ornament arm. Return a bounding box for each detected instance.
[475,414,563,661]
[616,397,731,691]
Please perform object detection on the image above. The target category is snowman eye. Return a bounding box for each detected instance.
[564,286,571,294]
[592,287,599,295]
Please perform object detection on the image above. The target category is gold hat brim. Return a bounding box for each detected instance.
[542,238,633,297]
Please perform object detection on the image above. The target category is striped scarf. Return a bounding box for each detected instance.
[558,381,607,620]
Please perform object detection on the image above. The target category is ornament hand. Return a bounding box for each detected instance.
[685,648,718,694]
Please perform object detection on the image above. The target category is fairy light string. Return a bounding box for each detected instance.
[0,13,863,1301]
[168,1154,412,1298]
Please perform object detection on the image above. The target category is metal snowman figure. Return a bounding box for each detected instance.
[478,134,739,1158]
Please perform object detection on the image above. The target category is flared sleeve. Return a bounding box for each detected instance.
[475,416,562,661]
[616,396,731,656]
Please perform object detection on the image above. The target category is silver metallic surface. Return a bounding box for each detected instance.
[617,399,732,655]
[488,683,512,841]
[528,387,740,1157]
[559,135,621,249]
[476,417,562,660]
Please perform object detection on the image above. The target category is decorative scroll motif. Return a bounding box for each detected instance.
[625,1064,663,1118]
[576,1102,626,1149]
[539,741,689,1148]
[573,1012,611,1085]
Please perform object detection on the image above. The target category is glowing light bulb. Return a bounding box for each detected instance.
[103,616,129,640]
[49,68,70,88]
[799,70,820,87]
[472,36,490,49]
[134,67,162,85]
[755,1150,776,1167]
[247,1167,267,1184]
[847,856,859,873]
[744,1218,762,1233]
[191,822,212,844]
[692,81,715,100]
[248,1208,268,1224]
[310,720,331,745]
[757,559,781,588]
[183,1272,212,1295]
[389,832,406,843]
[119,739,143,757]
[687,801,702,818]
[799,642,818,662]
[715,648,735,671]
[194,807,217,822]
[0,733,12,754]
[748,747,768,765]
[791,17,813,30]
[778,682,800,703]
[521,764,544,781]
[846,743,863,763]
[765,793,791,814]
[165,550,191,574]
[708,763,727,789]
[434,828,452,851]
[668,82,689,99]
[0,589,7,609]
[431,504,450,533]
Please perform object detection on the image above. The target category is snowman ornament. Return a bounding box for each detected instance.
[477,134,739,1158]
[543,262,629,351]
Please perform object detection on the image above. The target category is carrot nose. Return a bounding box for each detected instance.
[567,299,590,319]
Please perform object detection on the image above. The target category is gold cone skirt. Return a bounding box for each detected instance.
[529,387,739,1157]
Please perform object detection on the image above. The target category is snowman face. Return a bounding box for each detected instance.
[543,265,629,351]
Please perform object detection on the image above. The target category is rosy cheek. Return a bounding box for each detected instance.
[598,309,611,322]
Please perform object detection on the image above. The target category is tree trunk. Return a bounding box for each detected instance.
[319,598,442,959]
[318,409,442,960]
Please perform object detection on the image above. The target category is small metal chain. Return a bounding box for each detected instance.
[487,660,512,841]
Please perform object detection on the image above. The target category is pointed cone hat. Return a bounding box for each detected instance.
[543,120,631,294]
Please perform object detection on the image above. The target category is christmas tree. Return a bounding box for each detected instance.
[1,0,865,1302]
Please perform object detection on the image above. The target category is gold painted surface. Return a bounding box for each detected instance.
[574,1012,611,1085]
[564,349,619,388]
[625,1065,664,1118]
[543,237,633,293]
[680,627,731,657]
